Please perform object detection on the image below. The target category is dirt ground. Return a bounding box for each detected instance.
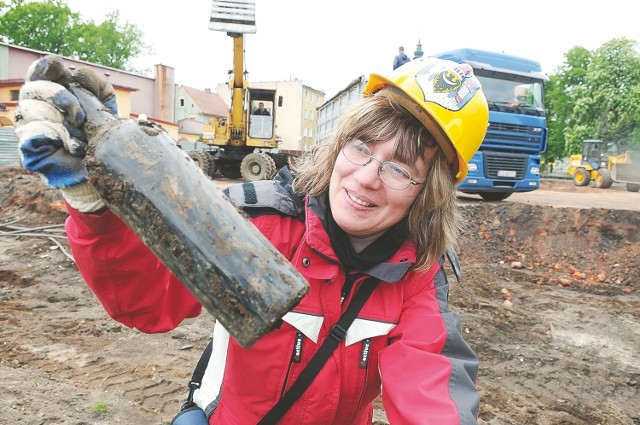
[1,166,638,425]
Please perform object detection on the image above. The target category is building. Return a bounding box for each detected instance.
[0,42,180,166]
[1,42,325,167]
[175,85,228,147]
[413,39,424,60]
[316,76,368,146]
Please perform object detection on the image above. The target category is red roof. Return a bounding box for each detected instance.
[182,86,228,117]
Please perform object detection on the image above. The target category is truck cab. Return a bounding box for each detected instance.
[433,48,548,201]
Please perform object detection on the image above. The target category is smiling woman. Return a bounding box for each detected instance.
[12,16,496,421]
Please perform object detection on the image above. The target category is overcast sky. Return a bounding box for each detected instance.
[64,0,640,99]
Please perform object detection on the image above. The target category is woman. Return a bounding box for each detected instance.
[17,56,488,424]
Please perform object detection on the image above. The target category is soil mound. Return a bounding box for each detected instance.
[1,167,638,424]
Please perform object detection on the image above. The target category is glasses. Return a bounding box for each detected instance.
[341,140,424,190]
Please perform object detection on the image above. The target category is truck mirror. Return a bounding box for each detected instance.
[278,96,283,107]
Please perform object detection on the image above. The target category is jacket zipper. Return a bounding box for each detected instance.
[280,330,304,398]
[350,338,371,423]
[344,274,369,423]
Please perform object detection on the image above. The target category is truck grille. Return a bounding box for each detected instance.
[484,151,528,179]
[484,122,543,153]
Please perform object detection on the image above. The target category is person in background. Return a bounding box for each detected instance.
[393,46,411,70]
[16,55,489,424]
[253,101,270,116]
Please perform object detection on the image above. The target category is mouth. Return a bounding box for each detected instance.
[346,190,374,208]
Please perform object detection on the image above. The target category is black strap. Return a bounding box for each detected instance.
[257,277,379,425]
[181,338,213,410]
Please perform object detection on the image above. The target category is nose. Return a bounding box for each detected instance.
[354,156,384,188]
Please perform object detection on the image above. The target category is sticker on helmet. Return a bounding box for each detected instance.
[416,62,481,111]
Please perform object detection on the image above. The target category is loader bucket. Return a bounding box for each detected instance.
[209,0,256,34]
[611,163,640,184]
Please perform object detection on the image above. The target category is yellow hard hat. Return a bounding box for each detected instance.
[363,57,489,183]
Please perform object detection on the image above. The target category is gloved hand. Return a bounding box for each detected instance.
[15,55,118,213]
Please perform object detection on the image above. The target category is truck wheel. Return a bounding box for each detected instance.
[626,183,640,192]
[595,168,613,189]
[573,168,591,186]
[188,151,216,178]
[241,153,277,182]
[479,192,513,201]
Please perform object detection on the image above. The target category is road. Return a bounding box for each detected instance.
[459,178,640,211]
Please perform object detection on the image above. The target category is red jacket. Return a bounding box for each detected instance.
[65,178,479,425]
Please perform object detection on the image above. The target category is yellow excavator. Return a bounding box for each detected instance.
[567,139,640,192]
[189,0,287,181]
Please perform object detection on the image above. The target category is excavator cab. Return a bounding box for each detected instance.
[247,89,277,144]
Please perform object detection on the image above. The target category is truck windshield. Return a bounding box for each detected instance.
[476,75,545,115]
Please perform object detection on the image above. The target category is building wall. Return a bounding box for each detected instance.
[0,43,174,124]
[1,73,134,125]
[316,76,368,145]
[177,118,204,145]
[0,82,20,125]
[0,43,181,166]
[175,86,204,122]
[302,87,325,152]
[154,63,175,122]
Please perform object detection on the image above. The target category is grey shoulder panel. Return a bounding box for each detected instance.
[446,246,462,283]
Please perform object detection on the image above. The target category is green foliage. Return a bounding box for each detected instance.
[92,401,108,414]
[545,38,640,162]
[0,0,148,71]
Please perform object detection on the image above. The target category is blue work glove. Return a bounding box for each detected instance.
[15,55,118,213]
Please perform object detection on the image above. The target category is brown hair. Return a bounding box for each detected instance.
[292,95,460,271]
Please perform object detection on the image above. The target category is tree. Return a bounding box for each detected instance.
[0,0,148,71]
[576,38,640,151]
[543,46,592,165]
[545,38,640,158]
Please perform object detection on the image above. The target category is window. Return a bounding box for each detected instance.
[179,97,185,107]
[11,90,19,101]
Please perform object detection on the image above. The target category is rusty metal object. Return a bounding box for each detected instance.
[72,85,309,348]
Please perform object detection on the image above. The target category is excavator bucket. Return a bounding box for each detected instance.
[209,0,256,34]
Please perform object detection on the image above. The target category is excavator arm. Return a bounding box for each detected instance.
[210,0,256,142]
[204,0,281,182]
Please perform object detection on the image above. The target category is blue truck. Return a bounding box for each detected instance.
[316,48,548,201]
[432,48,548,200]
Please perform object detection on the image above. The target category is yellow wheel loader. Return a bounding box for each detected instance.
[567,139,640,192]
[192,0,288,182]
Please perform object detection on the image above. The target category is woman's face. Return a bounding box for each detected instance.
[329,138,431,239]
